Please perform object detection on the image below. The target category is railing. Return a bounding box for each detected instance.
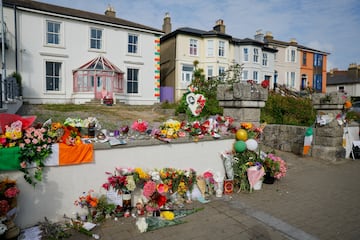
[3,77,20,101]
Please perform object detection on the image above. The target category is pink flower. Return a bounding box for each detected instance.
[4,187,20,198]
[143,180,156,199]
[203,171,213,179]
[156,183,168,195]
[20,161,27,168]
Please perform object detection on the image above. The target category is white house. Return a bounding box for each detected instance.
[233,36,277,86]
[1,0,163,105]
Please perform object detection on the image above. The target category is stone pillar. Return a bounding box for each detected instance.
[312,92,346,161]
[217,82,268,124]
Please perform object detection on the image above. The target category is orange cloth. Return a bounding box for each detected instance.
[58,143,94,165]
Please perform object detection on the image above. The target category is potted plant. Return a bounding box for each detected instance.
[261,153,287,184]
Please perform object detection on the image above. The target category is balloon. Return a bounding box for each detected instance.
[234,140,247,153]
[235,129,248,141]
[245,139,258,151]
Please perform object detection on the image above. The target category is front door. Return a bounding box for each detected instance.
[95,75,113,99]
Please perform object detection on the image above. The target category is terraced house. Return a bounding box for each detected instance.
[0,0,163,108]
[160,15,328,103]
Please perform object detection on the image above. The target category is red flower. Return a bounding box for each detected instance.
[261,80,270,88]
[4,187,20,198]
[157,195,167,207]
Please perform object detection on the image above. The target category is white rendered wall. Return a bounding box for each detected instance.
[3,139,233,228]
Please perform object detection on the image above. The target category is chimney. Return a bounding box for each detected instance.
[213,19,225,34]
[254,29,264,42]
[162,12,172,34]
[348,63,360,79]
[264,31,274,42]
[105,5,116,17]
[289,38,297,45]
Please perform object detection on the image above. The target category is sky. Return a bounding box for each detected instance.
[38,0,360,71]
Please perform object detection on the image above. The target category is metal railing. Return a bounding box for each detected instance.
[3,77,20,101]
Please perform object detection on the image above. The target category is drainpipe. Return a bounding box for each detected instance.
[14,4,17,72]
[0,0,5,108]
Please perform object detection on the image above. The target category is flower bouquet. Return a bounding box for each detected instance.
[0,178,20,238]
[19,125,55,186]
[131,119,148,133]
[262,153,287,182]
[142,180,168,213]
[159,119,181,139]
[74,190,98,222]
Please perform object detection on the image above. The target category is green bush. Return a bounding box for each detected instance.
[175,61,223,121]
[260,92,316,126]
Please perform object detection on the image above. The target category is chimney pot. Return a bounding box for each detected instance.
[105,5,116,17]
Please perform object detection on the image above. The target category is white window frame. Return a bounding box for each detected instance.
[253,71,258,82]
[218,40,225,57]
[45,20,63,47]
[90,27,103,50]
[182,64,194,86]
[126,68,139,94]
[242,70,248,81]
[218,66,225,81]
[207,66,213,79]
[128,33,139,55]
[253,48,259,63]
[189,39,198,56]
[207,40,214,57]
[45,60,62,92]
[286,72,296,88]
[262,53,268,66]
[243,48,249,62]
[287,47,297,62]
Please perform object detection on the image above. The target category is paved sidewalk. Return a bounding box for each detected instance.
[66,151,360,240]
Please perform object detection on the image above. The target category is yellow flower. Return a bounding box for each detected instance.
[161,211,174,220]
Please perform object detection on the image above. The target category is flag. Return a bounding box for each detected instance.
[0,143,93,170]
[303,127,313,155]
[45,143,94,166]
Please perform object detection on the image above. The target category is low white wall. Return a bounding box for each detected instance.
[6,139,233,228]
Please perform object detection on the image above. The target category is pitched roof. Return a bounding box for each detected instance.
[74,55,124,73]
[161,27,232,42]
[3,0,163,34]
[265,37,329,55]
[327,70,360,85]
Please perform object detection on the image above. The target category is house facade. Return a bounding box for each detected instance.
[327,63,360,97]
[262,31,328,93]
[160,17,234,102]
[160,16,278,103]
[1,0,163,105]
[160,15,329,103]
[233,35,277,88]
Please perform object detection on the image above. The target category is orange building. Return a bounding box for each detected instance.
[299,48,329,93]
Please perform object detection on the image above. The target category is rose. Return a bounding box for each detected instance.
[156,183,169,195]
[4,187,20,198]
[143,181,156,199]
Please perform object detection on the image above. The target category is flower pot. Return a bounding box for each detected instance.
[263,172,275,184]
[253,179,263,190]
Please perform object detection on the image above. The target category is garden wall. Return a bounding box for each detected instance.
[4,138,233,228]
[261,124,307,155]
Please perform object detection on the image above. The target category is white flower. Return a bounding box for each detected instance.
[0,223,7,235]
[150,170,160,181]
[136,217,148,233]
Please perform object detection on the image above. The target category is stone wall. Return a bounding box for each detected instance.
[217,82,268,124]
[261,124,307,155]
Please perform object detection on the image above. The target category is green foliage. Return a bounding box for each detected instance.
[232,150,261,192]
[39,217,72,240]
[175,61,223,121]
[260,92,316,126]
